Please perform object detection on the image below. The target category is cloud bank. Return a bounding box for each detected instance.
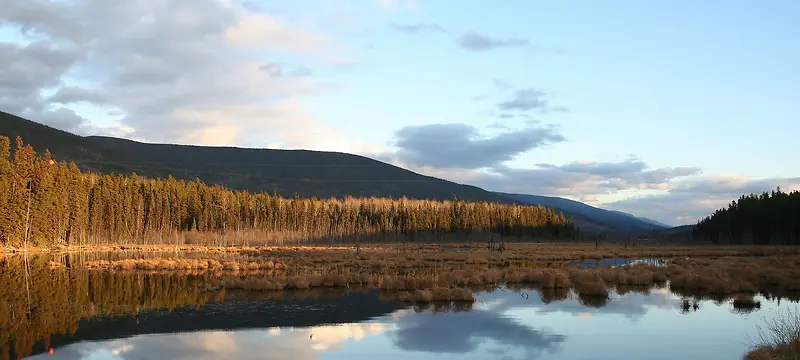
[0,0,380,154]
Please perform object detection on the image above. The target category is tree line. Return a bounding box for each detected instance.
[692,187,800,245]
[0,136,576,249]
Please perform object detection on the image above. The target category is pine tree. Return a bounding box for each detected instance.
[0,136,11,246]
[1,136,579,248]
[694,187,800,245]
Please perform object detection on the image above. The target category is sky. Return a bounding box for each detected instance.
[1,0,799,226]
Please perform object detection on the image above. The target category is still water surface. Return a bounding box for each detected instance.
[19,285,789,360]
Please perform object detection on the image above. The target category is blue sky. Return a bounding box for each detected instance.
[1,0,799,225]
[299,0,798,175]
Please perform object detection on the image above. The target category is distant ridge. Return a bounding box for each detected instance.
[1,110,680,234]
[495,192,669,233]
[0,111,510,203]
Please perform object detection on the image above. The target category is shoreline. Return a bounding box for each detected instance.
[8,243,799,303]
[5,241,795,253]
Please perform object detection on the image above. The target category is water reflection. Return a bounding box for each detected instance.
[485,285,681,321]
[20,286,796,360]
[2,254,797,360]
[390,308,565,359]
[568,258,667,269]
[28,324,389,360]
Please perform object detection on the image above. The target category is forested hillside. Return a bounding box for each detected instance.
[0,111,506,203]
[692,188,800,244]
[0,111,664,235]
[0,136,576,249]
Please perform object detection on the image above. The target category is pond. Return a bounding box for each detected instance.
[1,254,793,360]
[7,289,790,359]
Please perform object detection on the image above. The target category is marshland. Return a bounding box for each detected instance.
[5,243,800,359]
[3,137,800,359]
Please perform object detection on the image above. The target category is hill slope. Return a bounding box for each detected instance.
[2,111,672,234]
[632,216,673,228]
[607,210,673,229]
[0,111,506,202]
[86,135,510,201]
[495,192,669,232]
[0,111,137,174]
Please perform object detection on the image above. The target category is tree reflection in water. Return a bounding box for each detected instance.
[4,253,800,360]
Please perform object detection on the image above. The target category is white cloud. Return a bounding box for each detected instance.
[604,175,800,225]
[29,322,390,360]
[0,0,377,152]
[581,194,598,202]
[383,147,799,226]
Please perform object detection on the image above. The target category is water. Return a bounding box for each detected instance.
[13,287,791,360]
[568,258,667,269]
[1,254,793,360]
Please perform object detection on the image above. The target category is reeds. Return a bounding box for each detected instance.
[83,258,285,271]
[744,306,800,359]
[60,244,800,302]
[568,269,609,298]
[503,269,572,288]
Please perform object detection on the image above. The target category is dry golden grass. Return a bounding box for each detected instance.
[83,258,286,272]
[397,287,475,302]
[58,243,800,304]
[568,269,609,297]
[49,242,800,260]
[504,269,572,288]
[744,342,800,360]
[744,306,800,360]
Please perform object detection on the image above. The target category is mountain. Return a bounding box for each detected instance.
[1,111,672,234]
[631,216,672,229]
[495,192,670,233]
[0,111,508,203]
[607,210,673,228]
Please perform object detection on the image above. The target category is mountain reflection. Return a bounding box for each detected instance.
[1,254,787,360]
[17,286,692,360]
[0,255,401,360]
[480,286,682,321]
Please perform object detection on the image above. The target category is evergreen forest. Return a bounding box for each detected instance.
[692,188,800,245]
[0,136,576,249]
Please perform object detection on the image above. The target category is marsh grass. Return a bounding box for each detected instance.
[41,244,800,306]
[43,242,800,260]
[10,246,800,360]
[396,287,476,302]
[83,258,286,272]
[567,269,609,298]
[745,306,800,359]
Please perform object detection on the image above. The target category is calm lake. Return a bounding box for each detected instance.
[1,255,793,360]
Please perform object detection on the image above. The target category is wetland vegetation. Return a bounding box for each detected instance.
[3,136,800,359]
[4,243,800,359]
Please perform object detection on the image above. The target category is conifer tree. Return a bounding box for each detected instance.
[693,187,800,245]
[0,136,578,249]
[0,137,11,246]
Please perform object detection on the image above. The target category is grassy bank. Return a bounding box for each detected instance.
[38,243,800,303]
